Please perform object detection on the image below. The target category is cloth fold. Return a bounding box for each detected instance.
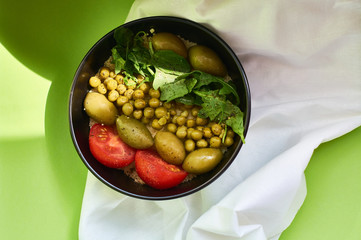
[79,0,361,239]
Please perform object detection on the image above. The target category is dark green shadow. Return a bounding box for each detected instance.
[0,0,134,239]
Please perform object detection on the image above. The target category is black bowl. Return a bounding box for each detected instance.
[69,16,251,200]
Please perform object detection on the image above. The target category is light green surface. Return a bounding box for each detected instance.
[0,1,360,239]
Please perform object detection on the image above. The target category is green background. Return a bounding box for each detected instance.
[0,0,360,239]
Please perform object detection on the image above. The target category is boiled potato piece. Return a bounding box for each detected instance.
[151,32,188,58]
[154,131,186,165]
[84,92,117,125]
[116,115,154,149]
[182,148,223,174]
[188,45,227,77]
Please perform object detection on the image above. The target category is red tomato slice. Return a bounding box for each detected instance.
[135,149,188,190]
[89,123,136,168]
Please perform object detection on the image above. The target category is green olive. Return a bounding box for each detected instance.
[84,92,117,125]
[188,45,227,77]
[182,148,223,174]
[151,32,188,58]
[116,115,154,149]
[154,131,186,165]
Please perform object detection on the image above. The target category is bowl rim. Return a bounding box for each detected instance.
[69,15,251,200]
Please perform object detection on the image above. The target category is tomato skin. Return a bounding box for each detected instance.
[135,149,188,190]
[89,123,136,168]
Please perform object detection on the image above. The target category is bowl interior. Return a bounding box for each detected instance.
[69,16,251,200]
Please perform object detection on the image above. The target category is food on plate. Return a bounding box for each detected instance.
[116,115,154,149]
[83,26,245,189]
[151,32,188,58]
[182,148,223,174]
[188,45,227,77]
[84,92,117,125]
[154,131,186,165]
[135,149,188,190]
[89,123,136,168]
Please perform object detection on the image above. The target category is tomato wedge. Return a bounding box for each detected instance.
[135,149,188,190]
[89,123,136,168]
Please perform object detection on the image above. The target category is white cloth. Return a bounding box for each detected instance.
[79,0,361,239]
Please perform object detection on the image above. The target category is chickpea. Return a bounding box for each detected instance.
[133,89,145,99]
[184,139,195,152]
[108,90,119,102]
[223,136,234,147]
[203,127,213,138]
[115,74,124,84]
[158,116,168,126]
[171,115,178,124]
[196,117,208,126]
[99,67,110,79]
[209,136,222,148]
[151,119,163,130]
[107,79,118,91]
[196,126,204,132]
[176,126,187,139]
[191,129,203,141]
[116,96,128,106]
[186,119,196,128]
[169,108,177,116]
[211,123,222,135]
[148,98,160,108]
[226,129,235,138]
[133,110,143,120]
[149,88,160,98]
[124,89,134,100]
[191,107,199,117]
[122,103,134,116]
[180,110,189,118]
[176,116,186,126]
[103,77,111,85]
[109,71,116,78]
[187,128,195,139]
[97,83,107,94]
[134,99,146,109]
[136,74,145,82]
[126,79,136,89]
[196,139,208,148]
[141,116,151,124]
[139,82,150,93]
[89,76,101,88]
[166,123,177,133]
[163,102,173,109]
[143,107,155,118]
[117,84,127,95]
[155,106,167,118]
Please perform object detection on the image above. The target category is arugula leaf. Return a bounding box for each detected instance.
[114,27,133,48]
[111,47,126,74]
[192,71,240,105]
[194,89,245,143]
[175,93,203,106]
[159,77,197,102]
[152,50,191,89]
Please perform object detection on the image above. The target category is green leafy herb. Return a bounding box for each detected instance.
[194,89,245,143]
[111,27,245,142]
[111,27,191,88]
[159,71,245,142]
[152,50,191,89]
